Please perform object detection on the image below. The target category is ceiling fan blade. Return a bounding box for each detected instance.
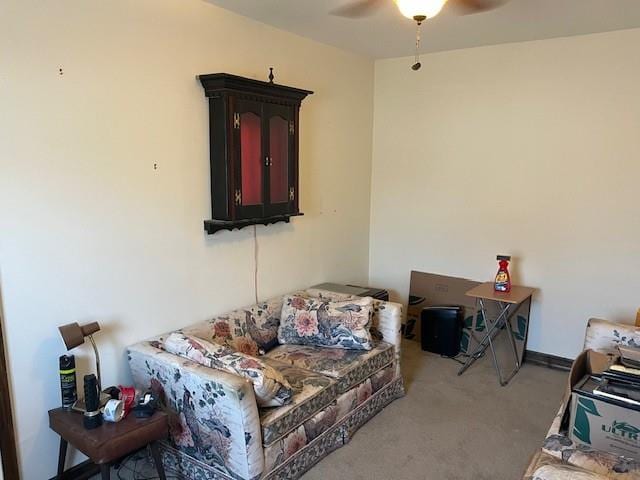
[330,0,385,18]
[448,0,508,14]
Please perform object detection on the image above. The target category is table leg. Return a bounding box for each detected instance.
[100,464,110,479]
[57,438,68,478]
[458,299,484,375]
[494,301,525,386]
[482,299,506,384]
[498,319,524,386]
[150,442,167,480]
[458,300,511,376]
[504,305,520,369]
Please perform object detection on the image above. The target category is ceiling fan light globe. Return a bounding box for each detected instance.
[394,0,447,20]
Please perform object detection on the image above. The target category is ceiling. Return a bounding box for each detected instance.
[204,0,640,59]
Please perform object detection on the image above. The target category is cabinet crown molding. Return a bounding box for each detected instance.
[198,73,313,105]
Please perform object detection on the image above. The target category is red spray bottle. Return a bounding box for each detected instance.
[494,255,512,293]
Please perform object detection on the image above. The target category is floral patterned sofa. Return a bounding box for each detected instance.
[523,318,640,480]
[128,288,404,480]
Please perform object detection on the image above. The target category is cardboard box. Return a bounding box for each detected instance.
[566,349,640,460]
[407,271,479,347]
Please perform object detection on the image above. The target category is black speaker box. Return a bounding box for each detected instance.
[420,306,464,357]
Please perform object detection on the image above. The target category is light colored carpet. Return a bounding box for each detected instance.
[99,340,568,479]
[301,340,567,480]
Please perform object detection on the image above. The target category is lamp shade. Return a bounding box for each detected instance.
[394,0,448,19]
[58,322,100,350]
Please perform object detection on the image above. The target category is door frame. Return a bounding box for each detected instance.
[0,304,19,479]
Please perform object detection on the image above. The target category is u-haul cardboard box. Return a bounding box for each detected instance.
[566,349,640,460]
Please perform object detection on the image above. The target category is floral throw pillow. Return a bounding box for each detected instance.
[163,332,292,407]
[278,295,374,350]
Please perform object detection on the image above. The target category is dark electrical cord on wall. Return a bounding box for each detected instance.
[254,225,259,304]
[113,230,261,479]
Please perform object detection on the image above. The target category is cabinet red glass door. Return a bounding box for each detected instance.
[265,105,294,216]
[269,116,289,203]
[234,100,264,219]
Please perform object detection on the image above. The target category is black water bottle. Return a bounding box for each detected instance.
[59,355,77,410]
[83,374,103,430]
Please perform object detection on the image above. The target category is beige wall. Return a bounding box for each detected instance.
[5,1,640,475]
[0,1,373,477]
[370,28,640,359]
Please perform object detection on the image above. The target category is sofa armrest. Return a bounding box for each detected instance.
[583,317,640,354]
[533,464,608,480]
[128,339,264,480]
[524,451,609,480]
[371,299,403,375]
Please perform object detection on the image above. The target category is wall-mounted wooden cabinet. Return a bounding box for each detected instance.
[198,73,313,234]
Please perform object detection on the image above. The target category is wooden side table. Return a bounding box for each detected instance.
[48,408,168,479]
[457,282,535,386]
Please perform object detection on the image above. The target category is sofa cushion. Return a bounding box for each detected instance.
[263,403,340,473]
[264,341,395,393]
[263,362,398,473]
[181,296,284,356]
[162,333,292,407]
[259,359,337,446]
[335,362,396,419]
[278,295,374,350]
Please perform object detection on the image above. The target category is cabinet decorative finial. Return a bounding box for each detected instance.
[268,67,275,84]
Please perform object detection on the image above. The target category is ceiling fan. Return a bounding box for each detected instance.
[332,0,508,70]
